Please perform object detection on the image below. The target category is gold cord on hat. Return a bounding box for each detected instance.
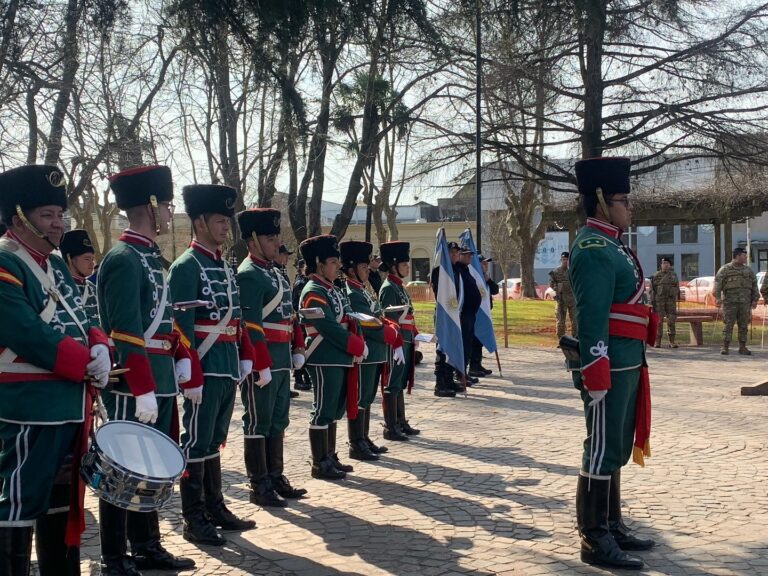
[595,187,613,226]
[15,205,58,249]
[149,194,161,235]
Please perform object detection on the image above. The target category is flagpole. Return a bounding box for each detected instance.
[494,350,502,377]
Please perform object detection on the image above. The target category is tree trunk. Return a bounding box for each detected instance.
[0,0,20,87]
[581,1,606,158]
[212,29,241,191]
[519,236,538,298]
[45,0,82,166]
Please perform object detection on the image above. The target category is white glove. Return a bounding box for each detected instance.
[86,344,111,389]
[135,392,158,424]
[292,353,305,370]
[239,359,253,382]
[393,346,405,366]
[588,389,607,406]
[256,368,272,388]
[183,385,203,405]
[363,344,369,359]
[175,358,191,384]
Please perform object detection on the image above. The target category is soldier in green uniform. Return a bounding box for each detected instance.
[378,242,419,441]
[60,229,100,327]
[549,251,577,340]
[98,165,195,575]
[299,235,366,480]
[714,247,758,355]
[569,157,655,570]
[0,165,111,575]
[168,184,256,545]
[340,241,404,460]
[237,209,307,506]
[650,257,679,348]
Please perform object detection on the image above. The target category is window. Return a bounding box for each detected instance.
[758,249,768,272]
[657,254,674,270]
[411,258,429,282]
[681,254,699,280]
[621,226,638,250]
[681,225,698,244]
[656,225,674,244]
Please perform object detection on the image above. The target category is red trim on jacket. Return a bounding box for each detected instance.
[387,274,403,286]
[585,217,621,239]
[122,353,156,396]
[119,229,154,248]
[191,240,222,261]
[6,230,47,267]
[53,336,91,383]
[252,340,272,371]
[581,356,611,392]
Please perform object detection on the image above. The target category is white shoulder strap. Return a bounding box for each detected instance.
[196,260,235,360]
[262,267,285,318]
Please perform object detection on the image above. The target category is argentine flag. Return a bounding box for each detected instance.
[434,228,465,375]
[459,228,498,354]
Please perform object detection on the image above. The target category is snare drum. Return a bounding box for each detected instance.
[81,420,185,512]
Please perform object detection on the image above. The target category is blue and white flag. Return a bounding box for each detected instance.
[459,228,498,354]
[434,228,465,374]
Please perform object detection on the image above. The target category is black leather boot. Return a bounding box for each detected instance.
[0,526,33,576]
[434,366,457,397]
[609,470,655,551]
[576,475,643,570]
[294,368,311,390]
[382,393,408,441]
[99,501,140,576]
[363,404,388,453]
[309,427,346,480]
[348,409,379,461]
[35,512,80,575]
[328,422,354,471]
[244,437,287,507]
[203,456,256,530]
[396,391,420,435]
[266,433,307,499]
[130,511,196,570]
[181,461,226,545]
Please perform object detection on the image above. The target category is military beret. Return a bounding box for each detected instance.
[300,235,340,270]
[660,256,672,264]
[60,229,95,259]
[575,157,631,196]
[0,165,67,224]
[561,251,570,258]
[446,241,460,251]
[109,165,173,210]
[182,184,237,219]
[339,240,373,269]
[236,208,281,239]
[733,247,747,256]
[380,241,410,265]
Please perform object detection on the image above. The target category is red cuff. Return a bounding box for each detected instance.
[123,353,156,396]
[253,340,272,371]
[53,336,91,383]
[383,324,399,347]
[292,321,305,350]
[581,356,611,391]
[181,349,204,390]
[239,330,256,362]
[88,327,109,348]
[346,334,365,357]
[173,337,190,362]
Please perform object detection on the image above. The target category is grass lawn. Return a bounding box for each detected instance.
[411,298,768,349]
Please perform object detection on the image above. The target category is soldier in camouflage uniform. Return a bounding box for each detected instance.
[549,251,577,340]
[650,257,679,348]
[0,166,111,576]
[59,229,100,327]
[714,246,758,355]
[169,184,256,546]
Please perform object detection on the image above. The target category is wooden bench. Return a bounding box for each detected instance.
[675,315,715,346]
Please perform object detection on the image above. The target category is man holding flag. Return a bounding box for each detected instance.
[431,230,465,397]
[458,230,499,379]
[454,242,481,385]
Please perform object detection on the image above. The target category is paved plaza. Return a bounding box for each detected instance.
[69,343,768,575]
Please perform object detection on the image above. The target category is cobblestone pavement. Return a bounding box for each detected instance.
[63,343,768,575]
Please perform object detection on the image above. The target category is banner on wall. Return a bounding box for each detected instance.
[534,232,570,269]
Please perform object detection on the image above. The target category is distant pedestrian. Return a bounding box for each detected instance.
[549,251,576,342]
[714,247,758,355]
[650,257,679,348]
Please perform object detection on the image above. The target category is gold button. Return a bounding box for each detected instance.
[225,326,237,336]
[162,340,172,350]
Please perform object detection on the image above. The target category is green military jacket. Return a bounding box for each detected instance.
[346,278,388,365]
[569,218,646,391]
[714,262,758,305]
[379,274,416,344]
[98,231,177,397]
[74,276,100,328]
[300,274,361,366]
[0,234,100,424]
[169,242,241,380]
[650,269,679,302]
[238,255,295,372]
[549,265,574,302]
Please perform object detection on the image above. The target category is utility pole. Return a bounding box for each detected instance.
[475,0,482,252]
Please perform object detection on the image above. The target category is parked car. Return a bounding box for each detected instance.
[543,286,556,300]
[502,278,523,299]
[680,276,716,304]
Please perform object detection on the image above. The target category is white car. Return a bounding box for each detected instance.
[680,276,715,304]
